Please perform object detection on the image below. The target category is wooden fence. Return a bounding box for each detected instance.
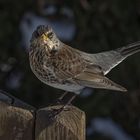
[0,90,85,140]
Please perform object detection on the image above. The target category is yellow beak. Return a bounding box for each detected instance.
[41,34,48,41]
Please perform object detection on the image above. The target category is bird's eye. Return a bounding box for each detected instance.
[47,32,53,39]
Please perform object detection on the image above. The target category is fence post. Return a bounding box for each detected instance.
[0,90,86,140]
[35,105,85,140]
[0,90,35,140]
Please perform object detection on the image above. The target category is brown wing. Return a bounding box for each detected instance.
[45,44,127,92]
[50,44,87,80]
[74,69,127,92]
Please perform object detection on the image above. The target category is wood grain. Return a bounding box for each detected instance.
[35,105,85,140]
[0,90,35,140]
[0,90,86,140]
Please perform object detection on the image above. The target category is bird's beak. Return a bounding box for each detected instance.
[41,34,49,42]
[41,33,53,50]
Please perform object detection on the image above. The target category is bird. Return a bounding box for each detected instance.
[29,25,140,106]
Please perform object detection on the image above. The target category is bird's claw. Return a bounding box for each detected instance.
[48,107,64,119]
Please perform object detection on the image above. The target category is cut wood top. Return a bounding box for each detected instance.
[0,90,85,140]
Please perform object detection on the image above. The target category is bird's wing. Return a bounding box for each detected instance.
[48,44,126,92]
[45,44,127,92]
[73,66,127,92]
[52,50,127,92]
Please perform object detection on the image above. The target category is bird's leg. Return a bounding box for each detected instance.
[49,94,77,119]
[57,91,68,103]
[63,94,77,107]
[50,91,68,106]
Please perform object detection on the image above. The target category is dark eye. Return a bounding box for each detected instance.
[47,32,53,39]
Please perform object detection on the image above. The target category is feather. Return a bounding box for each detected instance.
[90,42,140,75]
[74,69,127,92]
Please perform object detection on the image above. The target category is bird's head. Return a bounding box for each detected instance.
[30,25,60,52]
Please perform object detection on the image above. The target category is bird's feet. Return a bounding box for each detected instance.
[48,94,76,119]
[48,105,69,119]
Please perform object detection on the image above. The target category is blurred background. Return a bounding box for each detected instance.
[0,0,140,139]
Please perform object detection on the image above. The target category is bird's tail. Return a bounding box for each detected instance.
[116,41,140,57]
[91,41,140,75]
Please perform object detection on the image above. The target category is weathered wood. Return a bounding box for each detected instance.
[35,105,85,140]
[0,90,86,140]
[0,90,35,140]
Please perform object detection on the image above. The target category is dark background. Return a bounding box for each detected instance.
[0,0,140,139]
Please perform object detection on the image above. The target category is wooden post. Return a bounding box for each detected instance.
[0,90,86,140]
[0,90,35,140]
[35,105,85,140]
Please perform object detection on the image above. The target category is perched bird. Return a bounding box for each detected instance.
[29,25,140,102]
